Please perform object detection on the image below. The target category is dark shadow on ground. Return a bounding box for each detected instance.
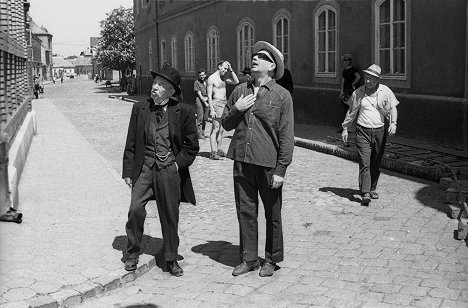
[123,305,158,308]
[113,235,183,272]
[319,187,362,203]
[192,240,240,267]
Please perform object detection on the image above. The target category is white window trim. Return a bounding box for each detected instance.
[184,32,195,73]
[171,35,177,70]
[160,38,166,68]
[374,0,410,87]
[314,4,338,78]
[148,39,152,71]
[273,9,291,68]
[236,19,255,73]
[206,26,220,73]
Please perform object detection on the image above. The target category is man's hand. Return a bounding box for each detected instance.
[271,175,284,189]
[124,177,132,188]
[226,61,232,71]
[234,94,256,112]
[388,123,397,136]
[341,128,348,143]
[210,108,216,118]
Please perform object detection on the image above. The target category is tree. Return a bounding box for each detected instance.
[94,6,135,75]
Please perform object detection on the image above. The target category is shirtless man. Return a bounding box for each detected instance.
[207,60,239,160]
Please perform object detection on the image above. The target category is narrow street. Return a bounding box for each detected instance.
[2,78,467,308]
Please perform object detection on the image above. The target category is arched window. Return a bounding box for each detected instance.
[184,32,195,72]
[376,0,406,77]
[171,36,177,69]
[273,11,290,67]
[237,20,254,72]
[206,27,220,73]
[315,5,337,76]
[160,38,166,68]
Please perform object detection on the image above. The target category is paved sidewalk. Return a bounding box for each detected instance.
[0,100,159,308]
[0,94,466,308]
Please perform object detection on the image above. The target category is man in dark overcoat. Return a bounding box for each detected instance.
[122,66,199,277]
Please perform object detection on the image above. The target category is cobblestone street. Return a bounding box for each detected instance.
[1,79,467,308]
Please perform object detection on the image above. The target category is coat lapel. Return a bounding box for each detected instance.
[142,98,152,135]
[167,98,180,140]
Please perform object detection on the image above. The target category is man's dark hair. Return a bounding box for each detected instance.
[197,69,206,74]
[217,60,227,67]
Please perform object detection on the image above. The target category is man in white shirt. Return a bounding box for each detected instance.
[341,64,399,205]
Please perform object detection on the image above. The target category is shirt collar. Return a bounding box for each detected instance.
[247,79,277,91]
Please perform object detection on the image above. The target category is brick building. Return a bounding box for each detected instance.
[0,0,37,213]
[133,0,468,152]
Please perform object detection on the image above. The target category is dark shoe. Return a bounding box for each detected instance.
[124,256,139,271]
[361,193,371,205]
[167,260,183,277]
[259,262,276,277]
[210,152,221,160]
[232,260,260,276]
[217,149,225,157]
[370,191,379,199]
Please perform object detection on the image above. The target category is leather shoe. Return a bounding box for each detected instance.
[361,193,371,205]
[167,260,183,277]
[124,257,138,271]
[370,191,379,199]
[259,262,276,277]
[232,260,260,276]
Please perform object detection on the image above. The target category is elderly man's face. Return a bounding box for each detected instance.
[151,76,175,104]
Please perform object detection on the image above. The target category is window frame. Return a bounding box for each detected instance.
[206,26,220,73]
[236,19,255,73]
[160,38,166,68]
[148,39,153,71]
[171,35,177,70]
[374,0,410,87]
[314,4,338,78]
[184,32,195,73]
[273,10,291,68]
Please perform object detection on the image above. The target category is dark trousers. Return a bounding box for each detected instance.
[233,161,284,264]
[355,124,387,194]
[125,163,181,261]
[196,100,207,136]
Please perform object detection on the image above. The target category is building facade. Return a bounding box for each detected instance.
[0,0,36,212]
[134,0,468,151]
[29,17,53,80]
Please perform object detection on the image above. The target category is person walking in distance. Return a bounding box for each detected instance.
[341,64,398,205]
[207,60,239,160]
[194,69,209,139]
[222,41,294,277]
[122,66,199,276]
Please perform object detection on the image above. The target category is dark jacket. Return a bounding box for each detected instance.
[122,97,199,205]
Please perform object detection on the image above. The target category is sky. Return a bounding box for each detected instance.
[29,0,133,57]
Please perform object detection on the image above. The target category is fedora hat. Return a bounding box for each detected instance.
[253,41,284,79]
[363,64,381,78]
[241,66,251,75]
[151,66,181,95]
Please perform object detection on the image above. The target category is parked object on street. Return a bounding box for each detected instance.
[222,41,294,277]
[341,64,399,205]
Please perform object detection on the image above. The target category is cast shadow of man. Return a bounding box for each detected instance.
[191,240,239,268]
[113,235,182,272]
[319,187,362,203]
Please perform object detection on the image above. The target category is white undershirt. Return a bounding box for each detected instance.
[357,95,385,128]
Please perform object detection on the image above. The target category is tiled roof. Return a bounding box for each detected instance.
[70,57,92,66]
[52,57,75,68]
[29,18,51,35]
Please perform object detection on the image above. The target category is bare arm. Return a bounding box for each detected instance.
[352,72,361,89]
[388,107,398,136]
[224,62,239,85]
[207,77,215,117]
